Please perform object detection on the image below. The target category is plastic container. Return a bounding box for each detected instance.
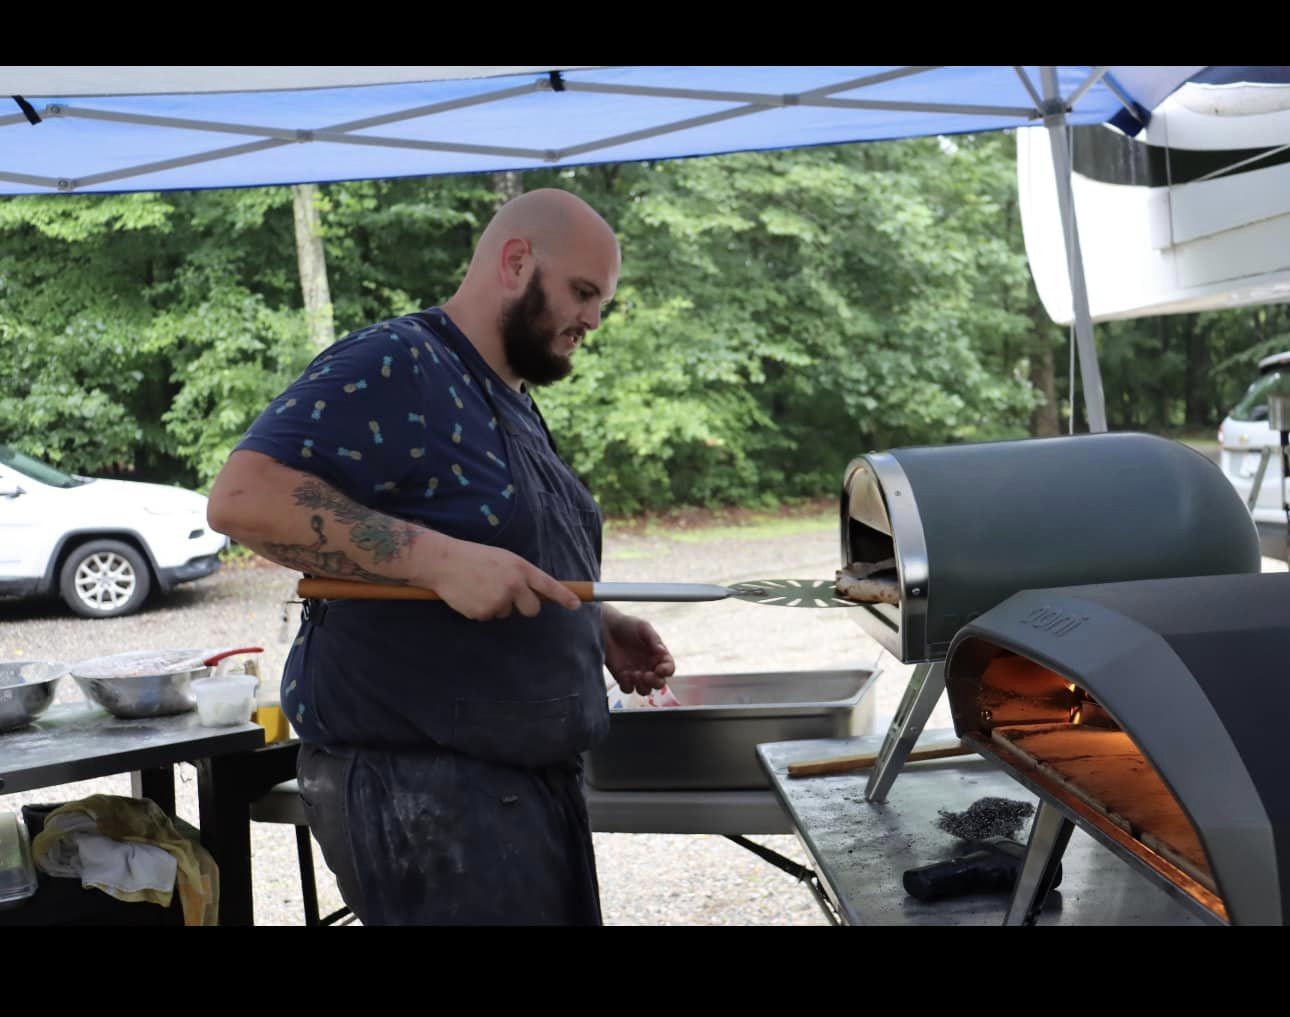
[0,810,38,910]
[251,688,291,744]
[191,674,259,727]
[235,656,288,744]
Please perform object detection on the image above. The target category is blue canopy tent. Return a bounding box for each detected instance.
[0,65,1210,431]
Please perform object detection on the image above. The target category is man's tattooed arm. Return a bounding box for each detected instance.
[206,450,464,589]
[292,479,418,563]
[260,542,409,585]
[257,478,422,584]
[209,448,575,620]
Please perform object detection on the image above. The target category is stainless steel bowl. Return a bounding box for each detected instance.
[70,649,212,719]
[0,661,68,732]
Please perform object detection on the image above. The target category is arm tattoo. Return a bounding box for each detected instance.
[262,541,407,585]
[292,478,418,563]
[259,479,420,583]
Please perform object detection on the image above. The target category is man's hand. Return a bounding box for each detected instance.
[603,606,675,695]
[418,537,582,621]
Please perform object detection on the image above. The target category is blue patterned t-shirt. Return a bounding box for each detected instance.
[236,308,518,545]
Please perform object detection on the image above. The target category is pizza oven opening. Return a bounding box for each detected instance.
[950,649,1226,921]
[944,572,1290,926]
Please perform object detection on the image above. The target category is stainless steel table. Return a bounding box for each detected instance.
[756,734,1209,925]
[0,702,271,924]
[0,703,263,793]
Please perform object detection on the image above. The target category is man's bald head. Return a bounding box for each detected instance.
[444,188,620,389]
[474,188,619,272]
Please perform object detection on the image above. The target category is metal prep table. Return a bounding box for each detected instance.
[0,702,287,925]
[756,733,1208,925]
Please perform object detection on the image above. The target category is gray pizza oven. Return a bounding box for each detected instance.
[943,572,1290,926]
[840,432,1262,664]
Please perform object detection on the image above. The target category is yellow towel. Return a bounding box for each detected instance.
[31,795,220,926]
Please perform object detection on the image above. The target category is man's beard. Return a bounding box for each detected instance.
[500,268,574,387]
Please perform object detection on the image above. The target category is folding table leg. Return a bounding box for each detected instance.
[295,825,321,926]
[131,767,176,816]
[196,754,255,926]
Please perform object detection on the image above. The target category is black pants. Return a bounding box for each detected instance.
[297,741,602,925]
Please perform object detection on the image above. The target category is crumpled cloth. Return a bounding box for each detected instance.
[31,795,220,926]
[37,809,177,893]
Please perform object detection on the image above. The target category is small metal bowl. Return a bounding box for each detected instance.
[0,662,68,732]
[70,649,212,720]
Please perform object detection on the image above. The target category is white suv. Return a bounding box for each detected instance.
[0,445,229,618]
[1217,351,1290,561]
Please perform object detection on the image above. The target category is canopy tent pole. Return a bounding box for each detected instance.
[1041,66,1108,434]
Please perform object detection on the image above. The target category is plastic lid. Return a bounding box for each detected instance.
[192,674,259,693]
[0,811,38,908]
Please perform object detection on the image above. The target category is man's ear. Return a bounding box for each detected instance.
[499,237,530,290]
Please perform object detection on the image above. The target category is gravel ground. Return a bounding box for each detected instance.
[4,515,1282,926]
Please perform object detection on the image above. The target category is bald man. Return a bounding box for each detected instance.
[208,188,674,925]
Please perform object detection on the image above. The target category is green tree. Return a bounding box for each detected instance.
[527,137,1040,510]
[0,136,1084,513]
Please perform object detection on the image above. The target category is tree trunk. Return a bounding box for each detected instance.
[1157,315,1173,431]
[1027,299,1061,437]
[1184,315,1211,428]
[292,183,335,351]
[492,171,524,206]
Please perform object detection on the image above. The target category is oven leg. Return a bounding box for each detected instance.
[1003,800,1074,926]
[864,660,945,803]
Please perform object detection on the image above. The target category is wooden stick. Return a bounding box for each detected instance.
[788,739,972,778]
[297,578,595,602]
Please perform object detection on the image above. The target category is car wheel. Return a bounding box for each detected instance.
[58,539,153,618]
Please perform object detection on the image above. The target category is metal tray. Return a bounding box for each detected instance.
[583,668,877,791]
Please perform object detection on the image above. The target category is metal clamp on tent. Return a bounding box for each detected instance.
[10,96,40,125]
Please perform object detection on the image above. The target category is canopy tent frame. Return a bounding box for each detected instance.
[0,65,1208,433]
[1041,67,1108,433]
[3,66,1124,191]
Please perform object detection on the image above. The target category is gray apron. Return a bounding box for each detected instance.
[294,322,608,925]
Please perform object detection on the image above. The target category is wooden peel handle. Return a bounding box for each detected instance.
[787,740,971,778]
[297,577,596,602]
